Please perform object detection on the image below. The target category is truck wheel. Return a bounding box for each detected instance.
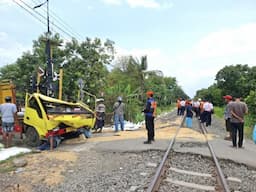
[25,126,41,147]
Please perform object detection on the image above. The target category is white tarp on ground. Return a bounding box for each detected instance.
[0,146,31,161]
[110,120,144,131]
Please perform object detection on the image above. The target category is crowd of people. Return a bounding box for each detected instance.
[177,98,214,127]
[176,95,248,149]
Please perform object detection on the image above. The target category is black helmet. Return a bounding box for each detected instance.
[5,96,12,102]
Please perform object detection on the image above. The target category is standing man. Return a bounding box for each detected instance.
[229,96,248,148]
[142,91,157,144]
[193,99,200,118]
[95,98,106,133]
[180,98,186,116]
[185,101,193,128]
[202,99,214,126]
[223,95,233,140]
[0,96,17,148]
[113,96,125,132]
[176,98,181,116]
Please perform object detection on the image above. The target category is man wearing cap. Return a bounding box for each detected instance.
[0,96,17,148]
[223,95,233,140]
[229,96,248,148]
[142,91,157,144]
[113,96,125,132]
[95,98,106,133]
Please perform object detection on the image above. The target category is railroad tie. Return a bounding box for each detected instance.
[169,167,212,177]
[165,178,215,191]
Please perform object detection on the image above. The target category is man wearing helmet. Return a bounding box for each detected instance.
[0,96,17,148]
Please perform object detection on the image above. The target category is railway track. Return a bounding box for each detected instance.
[146,116,231,192]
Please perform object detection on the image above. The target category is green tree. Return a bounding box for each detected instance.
[215,64,252,98]
[195,84,222,106]
[0,34,114,102]
[105,56,186,121]
[62,37,115,100]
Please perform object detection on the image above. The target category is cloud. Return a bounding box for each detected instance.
[115,46,201,97]
[102,0,122,6]
[115,47,165,71]
[189,23,256,60]
[0,32,8,41]
[174,23,256,96]
[126,0,160,8]
[115,23,256,97]
[87,5,94,11]
[102,0,173,9]
[0,0,13,6]
[0,32,30,67]
[0,0,34,7]
[175,23,256,71]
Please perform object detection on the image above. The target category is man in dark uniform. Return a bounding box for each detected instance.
[142,91,157,144]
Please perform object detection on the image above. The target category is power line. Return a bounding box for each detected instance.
[12,0,70,43]
[31,0,84,41]
[20,0,77,40]
[12,0,47,30]
[16,0,81,41]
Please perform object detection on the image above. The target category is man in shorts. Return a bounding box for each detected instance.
[0,96,17,148]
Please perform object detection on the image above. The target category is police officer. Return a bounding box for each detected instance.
[142,91,157,144]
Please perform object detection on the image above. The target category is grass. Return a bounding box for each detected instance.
[214,106,254,139]
[132,104,175,123]
[157,104,175,114]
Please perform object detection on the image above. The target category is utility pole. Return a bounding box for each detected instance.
[45,0,54,97]
[34,0,54,97]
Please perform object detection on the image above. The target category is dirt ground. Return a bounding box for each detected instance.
[0,150,77,192]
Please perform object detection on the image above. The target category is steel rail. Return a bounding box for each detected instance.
[200,122,230,192]
[146,115,186,192]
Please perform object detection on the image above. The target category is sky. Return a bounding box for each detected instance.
[1,0,256,97]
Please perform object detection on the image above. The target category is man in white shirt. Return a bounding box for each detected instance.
[202,99,214,126]
[0,96,17,148]
[180,98,186,116]
[192,99,200,117]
